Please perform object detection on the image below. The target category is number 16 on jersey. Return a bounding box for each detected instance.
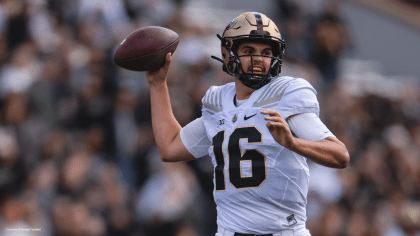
[212,126,267,191]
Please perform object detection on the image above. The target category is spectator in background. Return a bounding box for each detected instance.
[311,13,348,86]
[277,0,311,63]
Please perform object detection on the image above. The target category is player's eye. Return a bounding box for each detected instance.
[263,51,272,56]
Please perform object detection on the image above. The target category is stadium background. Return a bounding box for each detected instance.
[0,0,419,235]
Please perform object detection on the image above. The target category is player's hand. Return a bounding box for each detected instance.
[261,110,296,149]
[145,53,172,86]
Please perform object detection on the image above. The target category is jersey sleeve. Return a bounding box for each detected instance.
[287,113,336,141]
[275,78,320,119]
[180,117,211,158]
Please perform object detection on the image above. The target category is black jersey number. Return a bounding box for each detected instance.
[212,126,266,191]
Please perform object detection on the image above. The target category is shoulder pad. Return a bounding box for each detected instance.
[252,77,296,108]
[202,85,224,115]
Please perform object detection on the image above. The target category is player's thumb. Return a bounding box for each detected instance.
[163,53,172,69]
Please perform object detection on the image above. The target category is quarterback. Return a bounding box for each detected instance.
[145,12,349,236]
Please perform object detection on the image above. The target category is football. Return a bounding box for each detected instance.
[114,26,180,71]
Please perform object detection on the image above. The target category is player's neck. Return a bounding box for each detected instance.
[234,80,256,100]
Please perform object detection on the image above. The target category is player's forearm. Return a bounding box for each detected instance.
[288,137,349,168]
[149,82,182,161]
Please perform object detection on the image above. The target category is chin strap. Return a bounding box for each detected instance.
[211,55,223,64]
[211,55,227,73]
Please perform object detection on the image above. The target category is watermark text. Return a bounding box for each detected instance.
[6,228,41,232]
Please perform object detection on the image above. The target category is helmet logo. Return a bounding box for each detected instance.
[225,19,238,31]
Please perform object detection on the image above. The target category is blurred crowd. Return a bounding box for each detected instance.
[0,0,419,236]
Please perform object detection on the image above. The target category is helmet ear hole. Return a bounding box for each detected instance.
[227,62,234,71]
[221,39,230,50]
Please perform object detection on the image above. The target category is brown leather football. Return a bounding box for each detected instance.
[114,26,180,71]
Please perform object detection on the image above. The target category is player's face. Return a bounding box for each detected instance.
[236,41,273,75]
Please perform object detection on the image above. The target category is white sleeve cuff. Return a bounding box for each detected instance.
[180,117,211,158]
[287,113,335,142]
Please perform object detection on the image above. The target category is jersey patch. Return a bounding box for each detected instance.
[202,86,224,115]
[232,114,238,123]
[252,77,295,108]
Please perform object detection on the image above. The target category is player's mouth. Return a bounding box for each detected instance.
[249,67,264,74]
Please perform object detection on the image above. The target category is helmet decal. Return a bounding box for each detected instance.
[225,19,238,31]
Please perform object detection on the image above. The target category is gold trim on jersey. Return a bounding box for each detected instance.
[238,126,264,156]
[230,149,267,190]
[228,125,267,190]
[212,129,227,192]
[240,160,252,178]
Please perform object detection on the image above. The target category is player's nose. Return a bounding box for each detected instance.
[252,55,263,62]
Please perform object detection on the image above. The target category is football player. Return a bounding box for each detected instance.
[145,12,349,236]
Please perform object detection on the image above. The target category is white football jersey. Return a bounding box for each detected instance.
[200,76,320,234]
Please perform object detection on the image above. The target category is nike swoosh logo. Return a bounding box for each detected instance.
[244,114,257,120]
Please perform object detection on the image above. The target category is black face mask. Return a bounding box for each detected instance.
[228,54,280,89]
[212,36,285,89]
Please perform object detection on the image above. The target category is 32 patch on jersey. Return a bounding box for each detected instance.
[217,119,225,125]
[287,214,297,226]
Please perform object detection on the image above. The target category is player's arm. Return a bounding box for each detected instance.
[261,110,350,168]
[145,53,195,162]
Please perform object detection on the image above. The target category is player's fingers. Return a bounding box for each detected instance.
[264,116,286,123]
[260,109,283,118]
[267,122,288,129]
[266,122,275,130]
[145,53,172,83]
[264,116,289,128]
[260,109,279,115]
[162,53,172,69]
[262,110,288,124]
